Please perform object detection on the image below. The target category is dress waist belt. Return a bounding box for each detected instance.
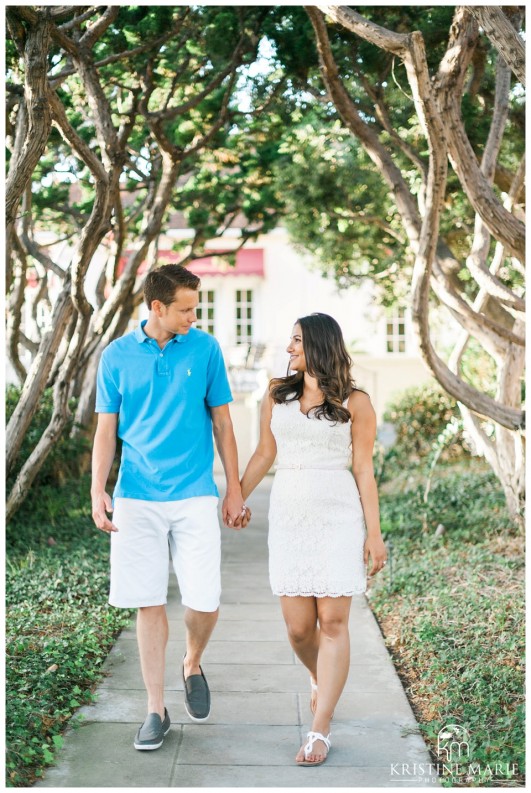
[275,463,349,470]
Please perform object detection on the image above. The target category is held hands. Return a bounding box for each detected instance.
[222,490,252,531]
[91,491,119,534]
[364,534,387,577]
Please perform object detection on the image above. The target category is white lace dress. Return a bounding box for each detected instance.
[268,399,367,598]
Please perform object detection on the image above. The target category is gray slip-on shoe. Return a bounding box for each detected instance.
[183,659,211,722]
[134,708,171,751]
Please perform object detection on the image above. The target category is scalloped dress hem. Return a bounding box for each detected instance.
[272,588,368,598]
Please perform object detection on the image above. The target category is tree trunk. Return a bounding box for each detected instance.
[7,311,92,520]
[468,6,525,87]
[493,317,525,526]
[435,8,525,263]
[6,10,52,227]
[6,283,73,473]
[73,298,134,430]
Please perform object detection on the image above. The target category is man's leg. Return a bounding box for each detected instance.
[137,605,169,719]
[169,496,221,720]
[111,499,172,749]
[183,607,219,677]
[170,496,221,677]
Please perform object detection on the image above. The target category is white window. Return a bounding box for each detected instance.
[235,289,253,345]
[386,307,407,354]
[196,289,215,335]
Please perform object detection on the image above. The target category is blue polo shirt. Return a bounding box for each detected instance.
[95,322,233,501]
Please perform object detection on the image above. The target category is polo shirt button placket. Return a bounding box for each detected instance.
[156,347,170,377]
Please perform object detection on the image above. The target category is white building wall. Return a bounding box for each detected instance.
[259,227,380,374]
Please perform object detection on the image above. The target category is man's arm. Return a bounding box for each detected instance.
[91,412,119,533]
[210,404,248,530]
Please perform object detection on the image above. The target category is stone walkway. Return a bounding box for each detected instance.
[37,477,439,787]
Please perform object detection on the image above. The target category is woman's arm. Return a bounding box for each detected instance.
[348,390,387,575]
[240,390,277,501]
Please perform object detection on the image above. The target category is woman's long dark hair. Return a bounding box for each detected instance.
[270,313,356,423]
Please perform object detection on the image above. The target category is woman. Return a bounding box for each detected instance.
[240,313,387,767]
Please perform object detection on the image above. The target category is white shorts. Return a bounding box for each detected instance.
[109,496,221,611]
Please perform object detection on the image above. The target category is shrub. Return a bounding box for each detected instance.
[379,460,514,542]
[382,383,469,464]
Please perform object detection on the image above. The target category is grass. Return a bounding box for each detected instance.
[368,458,525,788]
[5,475,133,788]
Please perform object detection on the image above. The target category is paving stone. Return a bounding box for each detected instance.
[169,762,439,787]
[119,618,288,642]
[205,620,290,641]
[184,662,403,695]
[220,587,279,604]
[99,640,296,691]
[77,688,300,726]
[336,690,420,720]
[206,603,285,621]
[99,653,401,698]
[176,724,301,766]
[35,722,179,787]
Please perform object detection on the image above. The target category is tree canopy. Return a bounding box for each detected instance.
[5,5,525,523]
[270,7,524,302]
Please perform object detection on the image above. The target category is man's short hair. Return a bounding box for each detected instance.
[144,264,200,309]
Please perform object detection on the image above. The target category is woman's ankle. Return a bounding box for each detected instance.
[311,719,331,736]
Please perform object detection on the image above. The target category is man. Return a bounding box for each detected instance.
[91,263,249,751]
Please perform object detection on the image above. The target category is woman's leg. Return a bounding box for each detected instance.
[280,596,320,688]
[296,595,352,764]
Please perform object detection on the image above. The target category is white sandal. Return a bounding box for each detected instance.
[297,731,332,767]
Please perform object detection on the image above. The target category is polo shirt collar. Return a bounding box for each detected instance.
[135,320,189,344]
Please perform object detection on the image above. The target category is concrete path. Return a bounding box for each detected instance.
[38,477,438,788]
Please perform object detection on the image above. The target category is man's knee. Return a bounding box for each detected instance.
[184,606,219,620]
[184,606,219,633]
[138,604,167,619]
[185,606,219,616]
